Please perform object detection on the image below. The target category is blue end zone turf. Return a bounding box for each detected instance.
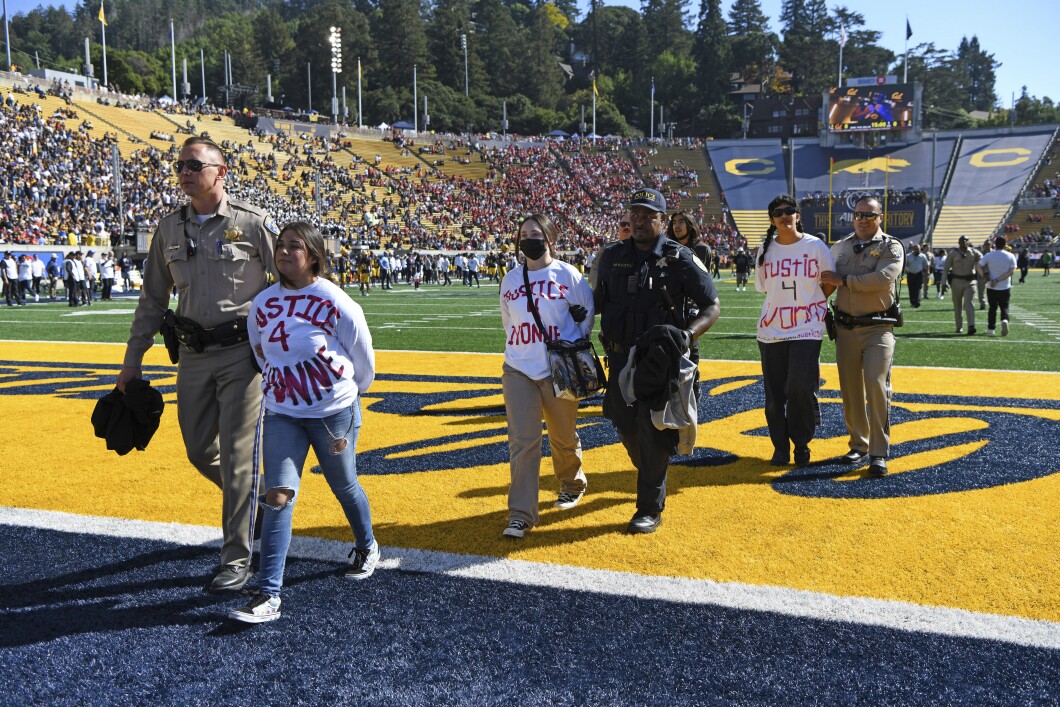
[2,525,1057,704]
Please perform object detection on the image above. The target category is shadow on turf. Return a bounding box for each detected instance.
[0,540,347,646]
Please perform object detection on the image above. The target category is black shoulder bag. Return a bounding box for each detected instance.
[522,265,605,401]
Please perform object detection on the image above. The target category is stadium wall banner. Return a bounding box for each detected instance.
[792,140,956,197]
[800,204,926,239]
[944,132,1054,207]
[706,140,789,212]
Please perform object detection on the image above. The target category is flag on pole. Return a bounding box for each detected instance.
[906,19,912,40]
[593,78,598,97]
[651,76,655,100]
[839,26,847,48]
[98,2,107,26]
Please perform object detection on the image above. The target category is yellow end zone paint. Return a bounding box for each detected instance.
[0,341,1057,623]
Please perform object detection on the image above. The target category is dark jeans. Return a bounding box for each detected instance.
[758,338,823,454]
[907,271,924,307]
[603,352,677,516]
[986,288,1010,330]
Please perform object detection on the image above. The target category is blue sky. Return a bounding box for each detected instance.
[3,0,1055,104]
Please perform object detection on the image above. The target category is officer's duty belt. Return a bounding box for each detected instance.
[833,308,898,329]
[172,314,249,352]
[950,274,974,280]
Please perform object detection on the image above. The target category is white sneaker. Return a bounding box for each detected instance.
[227,592,281,623]
[1001,320,1009,336]
[554,491,584,509]
[987,329,995,335]
[345,540,380,580]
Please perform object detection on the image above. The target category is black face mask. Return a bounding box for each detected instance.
[520,239,547,261]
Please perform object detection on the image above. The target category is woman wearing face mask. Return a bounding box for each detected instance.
[498,214,595,539]
[754,195,836,467]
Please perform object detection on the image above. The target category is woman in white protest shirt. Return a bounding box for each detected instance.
[499,214,594,539]
[754,195,836,468]
[229,222,377,624]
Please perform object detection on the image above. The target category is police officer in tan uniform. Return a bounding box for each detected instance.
[943,235,982,335]
[820,196,902,476]
[117,136,278,593]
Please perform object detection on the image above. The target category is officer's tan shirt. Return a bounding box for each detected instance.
[830,229,902,317]
[943,246,982,278]
[123,194,278,367]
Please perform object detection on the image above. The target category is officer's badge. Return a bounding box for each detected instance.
[264,217,280,236]
[656,257,669,269]
[224,226,243,242]
[869,247,881,257]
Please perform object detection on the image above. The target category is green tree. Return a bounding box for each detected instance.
[514,4,564,109]
[832,6,894,82]
[954,36,998,112]
[641,0,692,58]
[473,0,521,97]
[779,0,835,95]
[692,0,730,105]
[373,0,432,88]
[727,0,777,86]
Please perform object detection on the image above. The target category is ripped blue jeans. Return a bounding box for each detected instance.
[257,402,374,597]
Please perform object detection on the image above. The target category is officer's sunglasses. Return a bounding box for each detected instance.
[771,206,798,217]
[172,159,224,174]
[853,211,882,220]
[619,221,631,228]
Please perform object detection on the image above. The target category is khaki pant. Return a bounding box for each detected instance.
[177,344,262,567]
[501,362,586,527]
[950,278,977,331]
[835,324,894,459]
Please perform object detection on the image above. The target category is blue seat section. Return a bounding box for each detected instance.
[707,140,787,245]
[932,130,1053,246]
[945,132,1053,206]
[791,140,957,199]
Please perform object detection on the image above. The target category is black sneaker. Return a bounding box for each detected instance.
[227,592,281,623]
[793,447,811,467]
[502,519,531,539]
[554,491,584,509]
[345,540,380,580]
[839,450,867,465]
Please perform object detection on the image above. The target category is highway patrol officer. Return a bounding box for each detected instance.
[594,188,720,533]
[117,136,278,593]
[820,196,902,476]
[944,235,983,334]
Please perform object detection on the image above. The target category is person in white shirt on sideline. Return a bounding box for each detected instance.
[498,214,594,539]
[976,235,1018,336]
[754,194,836,467]
[230,222,378,624]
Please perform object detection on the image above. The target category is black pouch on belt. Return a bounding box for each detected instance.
[159,310,181,364]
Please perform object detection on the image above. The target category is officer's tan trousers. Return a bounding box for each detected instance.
[951,278,977,331]
[176,344,262,568]
[501,362,586,527]
[835,324,894,459]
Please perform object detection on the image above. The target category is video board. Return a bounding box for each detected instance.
[828,84,914,132]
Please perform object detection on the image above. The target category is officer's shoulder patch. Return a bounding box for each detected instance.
[691,254,709,272]
[889,243,903,259]
[264,217,280,236]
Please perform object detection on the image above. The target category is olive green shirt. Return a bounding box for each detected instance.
[123,194,278,368]
[830,229,902,316]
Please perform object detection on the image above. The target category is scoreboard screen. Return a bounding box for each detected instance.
[828,84,915,132]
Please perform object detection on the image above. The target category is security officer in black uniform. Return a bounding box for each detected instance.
[594,188,720,533]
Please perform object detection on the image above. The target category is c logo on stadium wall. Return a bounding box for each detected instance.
[969,147,1031,168]
[4,362,1058,500]
[724,158,776,176]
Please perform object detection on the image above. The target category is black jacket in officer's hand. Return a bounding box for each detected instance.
[632,324,687,411]
[91,378,165,455]
[569,304,588,323]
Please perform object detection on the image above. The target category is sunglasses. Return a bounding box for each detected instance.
[770,206,798,217]
[619,221,631,228]
[172,159,224,174]
[853,212,881,220]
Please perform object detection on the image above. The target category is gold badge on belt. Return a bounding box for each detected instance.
[224,226,244,242]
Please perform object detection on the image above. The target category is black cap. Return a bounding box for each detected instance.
[958,235,970,242]
[629,188,666,213]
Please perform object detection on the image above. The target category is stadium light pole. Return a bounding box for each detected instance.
[3,0,11,72]
[329,26,342,125]
[461,34,468,97]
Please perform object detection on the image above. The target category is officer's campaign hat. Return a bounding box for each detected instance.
[629,188,667,213]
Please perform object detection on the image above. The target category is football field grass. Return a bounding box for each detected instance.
[4,272,1058,370]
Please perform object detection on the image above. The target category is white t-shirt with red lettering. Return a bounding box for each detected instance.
[500,260,594,380]
[754,234,835,343]
[248,278,375,418]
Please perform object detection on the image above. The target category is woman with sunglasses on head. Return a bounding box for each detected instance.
[754,195,836,467]
[498,214,594,539]
[228,221,378,624]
